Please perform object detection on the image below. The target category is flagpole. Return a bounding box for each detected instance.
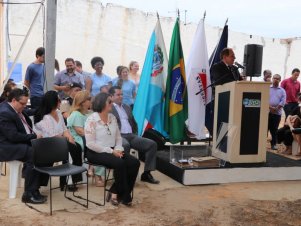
[225,18,228,26]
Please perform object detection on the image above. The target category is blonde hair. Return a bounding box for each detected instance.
[69,90,90,115]
[129,61,138,71]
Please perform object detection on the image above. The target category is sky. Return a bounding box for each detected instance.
[101,0,301,39]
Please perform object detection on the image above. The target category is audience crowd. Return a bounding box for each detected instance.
[1,46,301,208]
[0,47,161,207]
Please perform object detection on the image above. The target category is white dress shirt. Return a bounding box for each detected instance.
[84,112,123,154]
[34,110,67,137]
[8,103,32,134]
[113,103,132,134]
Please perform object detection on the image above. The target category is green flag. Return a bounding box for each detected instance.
[164,18,188,144]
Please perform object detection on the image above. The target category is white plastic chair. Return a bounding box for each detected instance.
[5,161,23,199]
[0,162,3,175]
[292,140,300,156]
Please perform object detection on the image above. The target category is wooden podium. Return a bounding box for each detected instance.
[212,81,270,163]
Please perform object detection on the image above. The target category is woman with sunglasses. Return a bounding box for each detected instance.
[84,92,140,206]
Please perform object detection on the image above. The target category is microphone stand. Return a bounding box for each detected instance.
[195,71,234,96]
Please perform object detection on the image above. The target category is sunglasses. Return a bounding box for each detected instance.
[104,123,111,135]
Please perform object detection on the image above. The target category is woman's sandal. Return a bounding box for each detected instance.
[106,192,119,206]
[87,167,94,177]
[111,198,119,206]
[95,176,104,187]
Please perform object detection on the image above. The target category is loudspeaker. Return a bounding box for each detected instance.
[243,44,263,77]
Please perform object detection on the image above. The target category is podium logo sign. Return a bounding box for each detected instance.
[242,98,261,108]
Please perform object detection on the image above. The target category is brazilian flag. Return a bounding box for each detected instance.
[164,18,188,144]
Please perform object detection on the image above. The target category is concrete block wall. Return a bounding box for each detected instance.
[4,0,300,83]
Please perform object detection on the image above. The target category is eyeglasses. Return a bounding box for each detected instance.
[104,123,111,135]
[17,100,27,106]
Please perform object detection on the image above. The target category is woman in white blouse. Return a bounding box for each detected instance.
[85,92,140,206]
[34,90,83,191]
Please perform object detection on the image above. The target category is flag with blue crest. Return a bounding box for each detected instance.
[133,19,168,136]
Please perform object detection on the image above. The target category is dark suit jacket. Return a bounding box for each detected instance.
[210,61,242,86]
[0,102,37,161]
[111,104,138,135]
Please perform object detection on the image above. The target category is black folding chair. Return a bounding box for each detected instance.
[83,148,136,205]
[82,146,111,206]
[82,137,133,206]
[0,162,6,176]
[29,137,88,215]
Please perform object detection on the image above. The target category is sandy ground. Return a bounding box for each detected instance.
[1,161,301,226]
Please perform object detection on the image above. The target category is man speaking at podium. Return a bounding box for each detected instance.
[211,48,243,86]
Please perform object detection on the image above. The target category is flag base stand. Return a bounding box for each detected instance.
[156,145,301,185]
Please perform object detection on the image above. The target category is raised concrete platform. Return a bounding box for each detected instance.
[156,145,301,185]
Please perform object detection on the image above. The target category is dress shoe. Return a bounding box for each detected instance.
[121,200,132,207]
[32,190,47,201]
[60,184,78,192]
[22,192,46,204]
[141,172,160,184]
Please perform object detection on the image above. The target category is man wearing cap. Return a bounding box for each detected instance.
[60,82,82,120]
[99,83,109,94]
[54,58,85,99]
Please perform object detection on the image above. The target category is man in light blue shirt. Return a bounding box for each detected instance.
[269,74,286,150]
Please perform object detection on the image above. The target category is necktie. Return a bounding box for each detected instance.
[18,113,35,134]
[228,66,238,80]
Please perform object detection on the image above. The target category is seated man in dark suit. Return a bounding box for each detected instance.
[109,86,160,184]
[210,48,243,86]
[0,88,46,204]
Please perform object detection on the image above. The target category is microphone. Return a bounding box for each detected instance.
[234,62,245,69]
